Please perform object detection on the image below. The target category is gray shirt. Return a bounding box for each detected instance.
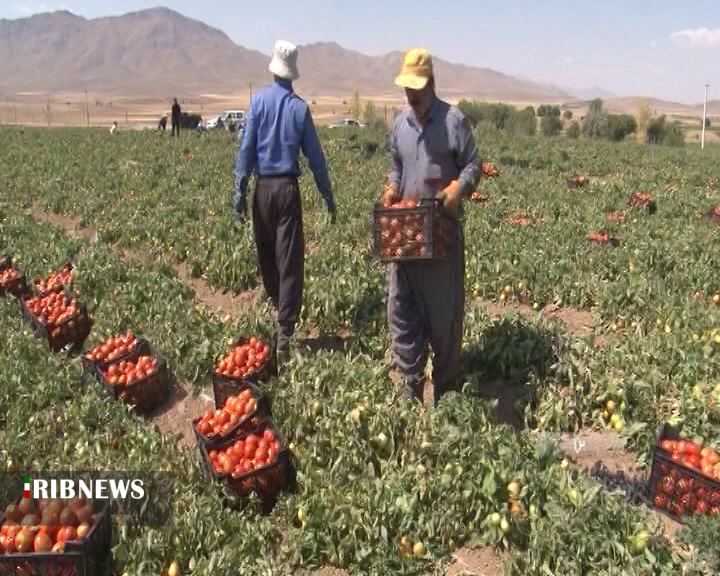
[387,96,481,201]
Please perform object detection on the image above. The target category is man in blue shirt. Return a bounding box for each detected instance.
[234,40,336,371]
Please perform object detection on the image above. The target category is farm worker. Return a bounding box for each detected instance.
[171,98,181,136]
[158,114,167,131]
[110,121,118,135]
[384,48,481,404]
[233,40,336,371]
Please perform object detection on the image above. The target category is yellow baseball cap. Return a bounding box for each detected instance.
[394,48,433,90]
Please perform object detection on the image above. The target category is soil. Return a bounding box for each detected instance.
[174,263,261,317]
[298,326,352,354]
[475,379,527,431]
[145,382,214,448]
[478,299,598,339]
[445,546,507,576]
[30,204,97,243]
[312,567,349,576]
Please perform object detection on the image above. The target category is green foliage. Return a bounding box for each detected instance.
[537,105,561,118]
[349,89,361,121]
[540,115,563,136]
[646,115,685,146]
[563,110,573,120]
[606,114,637,142]
[458,100,536,136]
[566,121,581,139]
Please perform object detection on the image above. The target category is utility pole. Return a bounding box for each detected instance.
[85,89,90,127]
[702,84,709,150]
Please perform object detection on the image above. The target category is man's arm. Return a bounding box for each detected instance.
[386,121,402,194]
[233,99,259,213]
[454,114,481,197]
[300,107,335,212]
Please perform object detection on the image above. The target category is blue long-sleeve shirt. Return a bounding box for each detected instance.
[233,79,335,212]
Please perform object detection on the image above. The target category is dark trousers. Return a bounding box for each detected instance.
[252,176,304,354]
[387,224,465,403]
[171,121,180,136]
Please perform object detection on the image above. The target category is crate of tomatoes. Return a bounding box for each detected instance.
[193,382,269,448]
[212,337,274,399]
[0,255,29,298]
[647,423,720,522]
[94,343,170,413]
[372,198,453,262]
[0,495,112,576]
[33,262,74,297]
[21,289,93,353]
[197,418,291,505]
[81,330,145,377]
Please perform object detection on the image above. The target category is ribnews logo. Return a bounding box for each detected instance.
[3,471,174,527]
[23,475,146,501]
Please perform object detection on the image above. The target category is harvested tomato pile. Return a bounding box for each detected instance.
[481,162,499,177]
[34,265,73,296]
[101,355,159,386]
[208,425,282,478]
[214,337,271,379]
[569,176,589,188]
[507,215,533,227]
[84,330,139,364]
[659,439,720,481]
[590,231,614,243]
[606,212,626,224]
[0,268,21,288]
[25,293,79,326]
[470,192,489,203]
[195,388,259,439]
[651,436,720,519]
[628,191,655,210]
[0,497,99,554]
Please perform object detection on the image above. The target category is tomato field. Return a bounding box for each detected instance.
[1,125,720,575]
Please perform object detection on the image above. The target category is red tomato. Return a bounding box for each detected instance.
[263,429,275,444]
[683,455,701,469]
[660,439,676,452]
[684,442,701,456]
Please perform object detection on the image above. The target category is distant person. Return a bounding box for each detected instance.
[110,121,118,135]
[171,98,181,136]
[233,39,336,373]
[158,114,167,131]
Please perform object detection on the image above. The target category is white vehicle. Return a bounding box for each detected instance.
[329,118,364,129]
[207,110,246,130]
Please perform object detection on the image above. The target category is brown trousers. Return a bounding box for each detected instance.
[252,176,304,349]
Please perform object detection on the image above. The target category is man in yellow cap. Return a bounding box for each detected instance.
[384,48,481,405]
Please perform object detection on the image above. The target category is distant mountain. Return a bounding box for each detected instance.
[0,7,573,100]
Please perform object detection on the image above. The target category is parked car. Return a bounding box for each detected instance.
[207,110,246,131]
[329,118,364,129]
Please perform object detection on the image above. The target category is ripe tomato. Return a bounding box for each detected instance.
[263,429,275,444]
[59,507,78,527]
[702,464,715,477]
[660,440,677,452]
[683,455,701,469]
[684,442,701,456]
[695,500,709,515]
[654,494,668,508]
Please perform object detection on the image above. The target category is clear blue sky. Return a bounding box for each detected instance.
[3,0,719,103]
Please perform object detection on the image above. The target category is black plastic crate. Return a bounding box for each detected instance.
[81,335,149,378]
[646,423,720,523]
[372,198,452,262]
[211,337,274,390]
[21,291,93,353]
[94,343,171,414]
[194,380,270,448]
[196,418,292,506]
[0,498,112,576]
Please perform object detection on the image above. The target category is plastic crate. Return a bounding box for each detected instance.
[646,423,720,523]
[196,418,292,505]
[0,256,29,298]
[81,336,148,378]
[211,337,274,390]
[372,198,452,262]
[21,291,93,353]
[194,380,270,448]
[33,262,75,298]
[94,343,171,413]
[0,498,112,576]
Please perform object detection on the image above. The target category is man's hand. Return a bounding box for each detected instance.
[435,180,462,219]
[383,183,401,206]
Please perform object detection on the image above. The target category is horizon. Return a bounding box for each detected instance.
[2,0,719,105]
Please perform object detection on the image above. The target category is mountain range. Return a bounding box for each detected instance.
[0,7,606,101]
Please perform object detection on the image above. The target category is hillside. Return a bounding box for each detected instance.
[0,7,571,100]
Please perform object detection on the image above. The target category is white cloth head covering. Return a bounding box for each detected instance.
[269,40,299,81]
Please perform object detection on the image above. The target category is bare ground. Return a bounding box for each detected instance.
[445,547,507,576]
[145,382,214,448]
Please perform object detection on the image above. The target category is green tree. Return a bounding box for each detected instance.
[566,121,581,139]
[563,110,573,120]
[636,101,652,143]
[606,114,637,141]
[582,98,609,139]
[541,115,563,136]
[362,100,378,127]
[349,89,361,121]
[704,117,712,128]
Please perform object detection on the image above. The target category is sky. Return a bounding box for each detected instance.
[2,0,720,104]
